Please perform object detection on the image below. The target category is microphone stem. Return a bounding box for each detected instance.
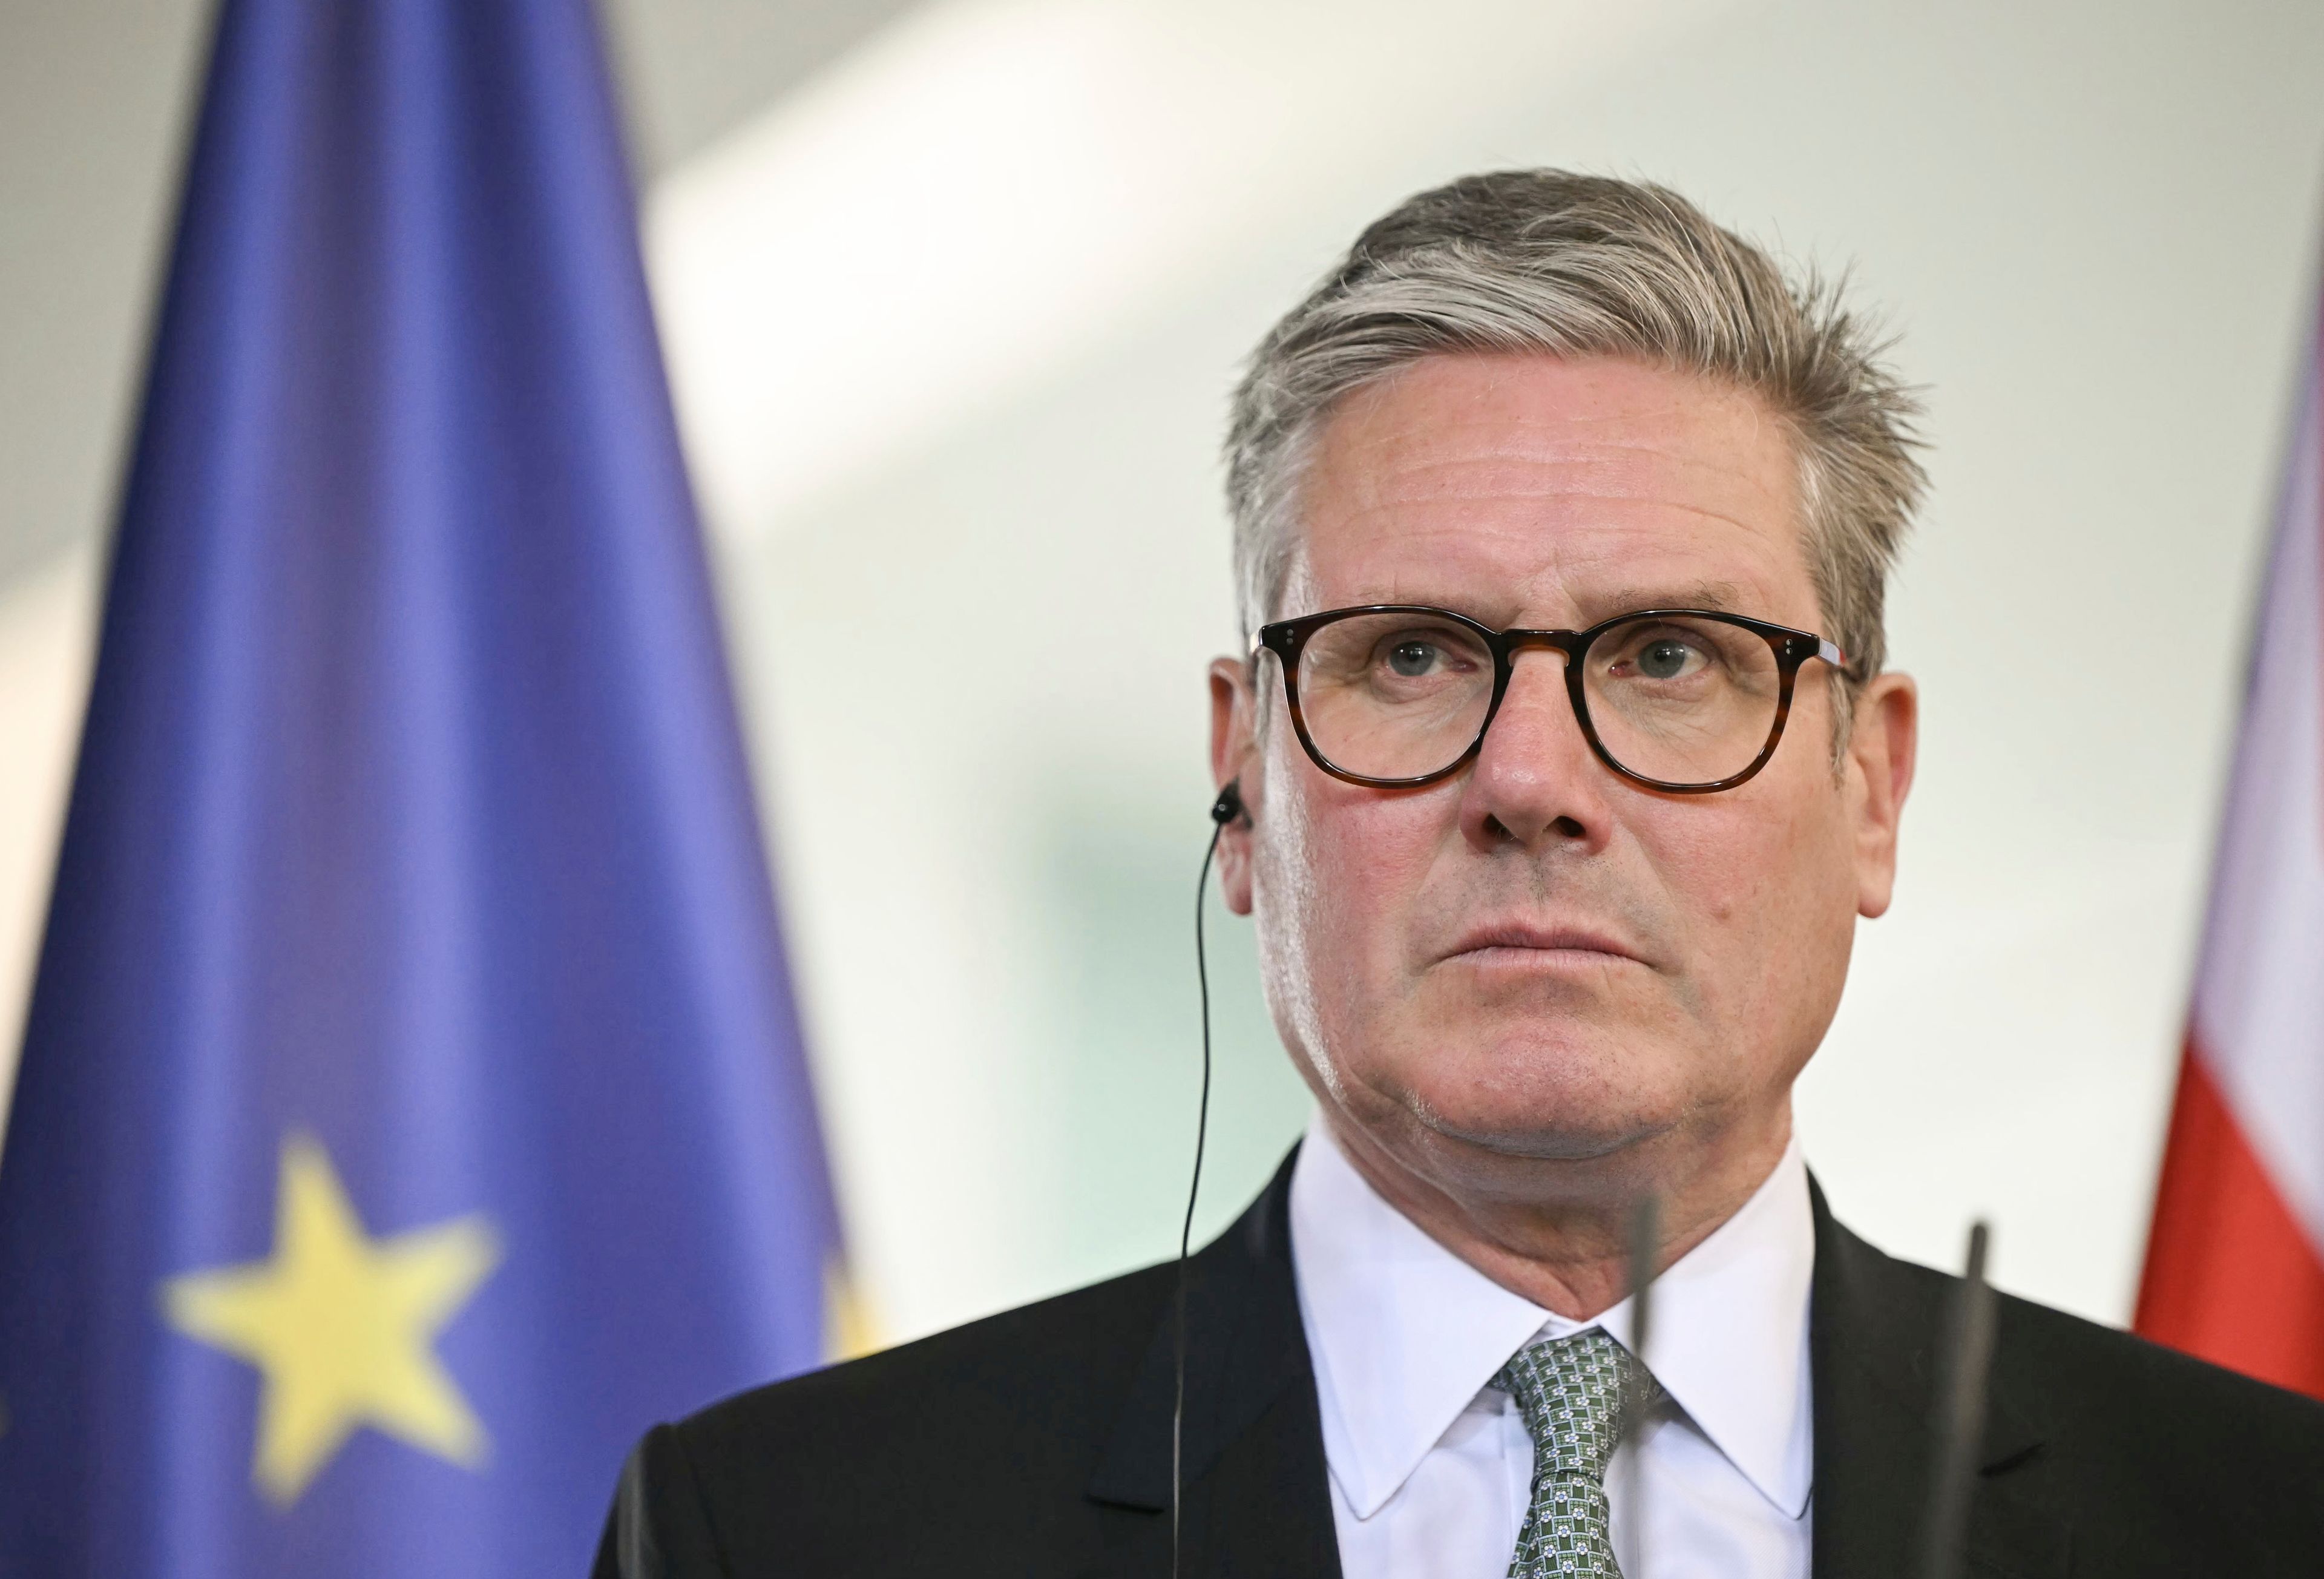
[1922,1220,1997,1579]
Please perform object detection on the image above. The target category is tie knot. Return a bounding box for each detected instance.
[1491,1328,1656,1483]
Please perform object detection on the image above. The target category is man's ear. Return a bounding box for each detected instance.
[1209,656,1260,916]
[1847,671,1917,919]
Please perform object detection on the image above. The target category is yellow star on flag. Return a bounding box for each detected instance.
[162,1134,502,1506]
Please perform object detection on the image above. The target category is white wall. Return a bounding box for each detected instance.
[4,0,2322,1346]
[648,0,2324,1341]
[0,548,98,1131]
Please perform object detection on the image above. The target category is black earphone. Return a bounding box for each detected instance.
[1175,778,1242,1575]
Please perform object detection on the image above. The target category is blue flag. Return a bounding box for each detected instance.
[0,3,842,1573]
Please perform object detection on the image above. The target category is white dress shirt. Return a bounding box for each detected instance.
[1288,1116,1815,1579]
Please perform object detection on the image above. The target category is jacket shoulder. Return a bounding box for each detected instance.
[2001,1285,2324,1558]
[1845,1227,2324,1554]
[596,1261,1178,1577]
[1993,1283,2324,1465]
[1856,1230,2324,1464]
[684,1257,1174,1461]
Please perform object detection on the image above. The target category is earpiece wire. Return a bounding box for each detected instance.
[1173,821,1222,1579]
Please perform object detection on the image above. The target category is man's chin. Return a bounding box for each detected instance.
[1405,1100,1675,1165]
[1387,1043,1687,1166]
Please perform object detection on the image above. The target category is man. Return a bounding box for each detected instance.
[596,171,2324,1577]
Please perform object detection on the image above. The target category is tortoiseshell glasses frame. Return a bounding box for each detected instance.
[1252,604,1849,795]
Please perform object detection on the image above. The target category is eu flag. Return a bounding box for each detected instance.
[0,2,842,1573]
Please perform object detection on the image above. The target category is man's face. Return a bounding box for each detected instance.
[1210,353,1915,1209]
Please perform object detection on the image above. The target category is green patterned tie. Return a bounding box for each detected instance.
[1491,1328,1660,1578]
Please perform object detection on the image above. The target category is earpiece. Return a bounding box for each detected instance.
[1210,780,1247,827]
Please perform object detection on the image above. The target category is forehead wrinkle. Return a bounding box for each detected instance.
[1327,504,1794,596]
[1320,363,1795,481]
[1328,436,1789,514]
[1324,496,1790,564]
[1316,448,1799,576]
[1508,537,1794,623]
[1569,578,1749,618]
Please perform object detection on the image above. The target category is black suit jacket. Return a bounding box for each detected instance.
[596,1152,2324,1576]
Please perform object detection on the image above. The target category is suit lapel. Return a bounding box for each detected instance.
[1086,1149,1343,1577]
[1810,1180,2069,1578]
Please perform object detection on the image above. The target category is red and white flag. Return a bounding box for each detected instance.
[2136,306,2324,1399]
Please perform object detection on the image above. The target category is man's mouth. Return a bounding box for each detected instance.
[1439,919,1649,969]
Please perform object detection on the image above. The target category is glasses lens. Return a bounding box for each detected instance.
[1581,615,1784,786]
[1294,611,1495,780]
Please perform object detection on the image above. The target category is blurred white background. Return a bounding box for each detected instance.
[4,0,2323,1347]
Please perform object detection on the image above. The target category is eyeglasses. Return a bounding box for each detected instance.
[1253,605,1848,794]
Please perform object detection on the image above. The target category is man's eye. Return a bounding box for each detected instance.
[1636,639,1698,680]
[1386,641,1440,677]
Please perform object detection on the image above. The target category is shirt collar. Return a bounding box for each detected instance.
[1288,1115,1816,1522]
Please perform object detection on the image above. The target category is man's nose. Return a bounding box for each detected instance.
[1457,649,1615,852]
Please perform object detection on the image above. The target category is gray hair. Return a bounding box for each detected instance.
[1224,169,1926,718]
